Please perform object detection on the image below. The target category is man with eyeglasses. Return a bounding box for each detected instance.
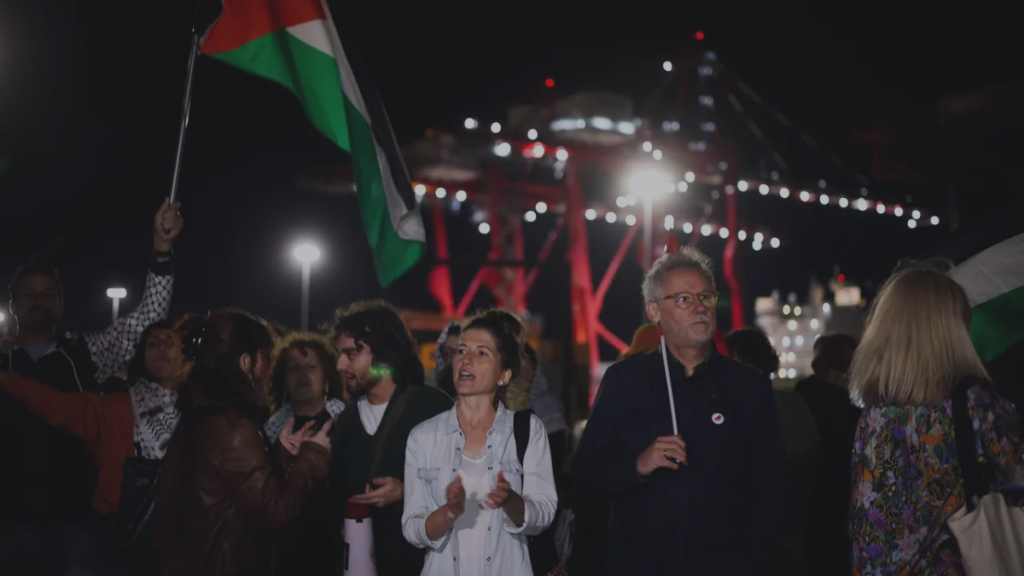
[572,247,789,575]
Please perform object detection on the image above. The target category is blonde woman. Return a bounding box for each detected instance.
[402,310,557,576]
[849,264,1024,575]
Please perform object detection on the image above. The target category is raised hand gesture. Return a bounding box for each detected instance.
[153,198,183,252]
[302,417,334,451]
[278,418,316,456]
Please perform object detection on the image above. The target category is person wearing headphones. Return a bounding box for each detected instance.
[0,198,182,574]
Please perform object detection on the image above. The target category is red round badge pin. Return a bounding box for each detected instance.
[711,413,724,425]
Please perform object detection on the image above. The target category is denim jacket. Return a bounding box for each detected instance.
[402,403,558,576]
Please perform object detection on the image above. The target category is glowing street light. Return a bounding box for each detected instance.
[106,288,127,324]
[627,166,675,272]
[293,242,322,331]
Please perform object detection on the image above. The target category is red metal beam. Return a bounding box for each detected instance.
[594,225,639,313]
[723,186,744,330]
[428,201,455,317]
[595,322,629,353]
[522,218,565,296]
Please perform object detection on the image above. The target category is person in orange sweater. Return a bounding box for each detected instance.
[0,317,194,518]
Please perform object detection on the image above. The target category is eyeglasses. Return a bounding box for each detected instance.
[661,291,719,310]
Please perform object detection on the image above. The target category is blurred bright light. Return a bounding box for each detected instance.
[787,368,797,378]
[626,195,638,206]
[490,122,501,134]
[494,142,512,157]
[894,206,904,217]
[663,61,673,72]
[738,230,747,241]
[414,184,426,196]
[684,171,696,183]
[642,141,653,152]
[677,181,688,193]
[652,149,663,161]
[455,190,468,202]
[627,167,675,199]
[605,212,617,223]
[770,237,781,248]
[435,187,447,199]
[876,203,886,214]
[536,201,548,214]
[783,304,792,315]
[820,194,829,205]
[293,244,321,265]
[822,303,831,314]
[794,306,802,316]
[779,187,790,198]
[464,118,478,130]
[616,196,629,208]
[799,191,811,202]
[555,148,569,161]
[930,216,940,225]
[787,320,798,331]
[759,184,769,195]
[682,222,694,234]
[839,197,849,208]
[810,318,820,329]
[664,215,674,230]
[752,242,762,251]
[585,209,597,220]
[782,336,791,347]
[524,211,537,222]
[701,224,712,236]
[625,214,638,226]
[531,143,546,158]
[478,222,491,234]
[857,198,869,211]
[527,129,538,141]
[106,287,127,299]
[754,232,764,243]
[719,227,729,239]
[737,180,748,192]
[912,210,921,220]
[590,116,613,130]
[908,219,917,229]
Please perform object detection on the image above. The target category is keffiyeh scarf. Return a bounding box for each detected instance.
[130,379,180,460]
[263,398,346,441]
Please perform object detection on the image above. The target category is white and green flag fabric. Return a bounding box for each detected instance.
[950,232,1024,363]
[201,0,424,286]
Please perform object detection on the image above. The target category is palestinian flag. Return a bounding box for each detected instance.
[201,0,424,286]
[949,232,1024,363]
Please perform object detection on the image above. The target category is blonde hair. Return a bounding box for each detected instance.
[848,264,988,407]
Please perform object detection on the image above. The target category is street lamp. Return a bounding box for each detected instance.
[106,288,127,324]
[626,166,675,271]
[293,243,321,331]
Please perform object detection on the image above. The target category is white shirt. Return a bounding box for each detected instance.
[358,397,389,435]
[402,403,558,576]
[454,452,494,576]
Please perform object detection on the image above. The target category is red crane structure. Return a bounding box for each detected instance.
[400,33,941,405]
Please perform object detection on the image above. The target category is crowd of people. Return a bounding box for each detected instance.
[0,201,1021,576]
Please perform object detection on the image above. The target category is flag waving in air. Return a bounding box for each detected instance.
[201,0,425,286]
[949,232,1024,364]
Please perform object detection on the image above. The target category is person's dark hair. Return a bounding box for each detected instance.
[7,262,64,305]
[330,300,424,387]
[522,342,538,367]
[464,310,527,407]
[177,309,275,418]
[126,317,195,382]
[268,333,343,413]
[725,328,780,376]
[812,333,858,376]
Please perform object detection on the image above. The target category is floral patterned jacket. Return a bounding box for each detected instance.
[851,384,1024,575]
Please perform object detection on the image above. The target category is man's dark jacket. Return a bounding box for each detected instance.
[329,384,452,576]
[572,349,789,576]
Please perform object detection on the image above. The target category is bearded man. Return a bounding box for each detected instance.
[329,301,452,576]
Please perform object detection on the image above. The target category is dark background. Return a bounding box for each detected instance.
[1,2,1020,354]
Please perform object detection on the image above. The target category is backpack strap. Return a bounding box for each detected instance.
[513,409,534,468]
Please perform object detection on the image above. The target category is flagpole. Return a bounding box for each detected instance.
[168,31,200,203]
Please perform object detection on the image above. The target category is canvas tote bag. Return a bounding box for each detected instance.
[946,379,1024,576]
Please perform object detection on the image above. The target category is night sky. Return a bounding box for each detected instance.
[1,2,1020,355]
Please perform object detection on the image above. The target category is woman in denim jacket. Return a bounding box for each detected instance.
[402,310,557,576]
